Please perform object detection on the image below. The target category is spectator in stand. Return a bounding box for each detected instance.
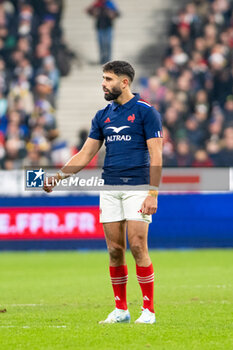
[18,4,38,38]
[3,137,26,169]
[194,36,207,57]
[194,89,209,112]
[34,40,52,70]
[0,1,16,56]
[32,74,58,140]
[192,149,214,167]
[206,138,222,165]
[28,124,51,156]
[208,119,223,146]
[172,45,189,67]
[17,37,33,61]
[204,24,217,51]
[189,52,208,91]
[44,0,64,25]
[0,90,7,118]
[162,127,177,167]
[8,72,34,115]
[4,110,29,140]
[0,56,10,94]
[217,126,233,166]
[194,104,208,126]
[212,68,233,108]
[163,106,181,138]
[14,57,33,82]
[224,95,233,126]
[185,116,207,147]
[37,55,60,97]
[176,139,194,166]
[165,35,181,57]
[140,76,167,110]
[86,0,120,64]
[23,144,50,167]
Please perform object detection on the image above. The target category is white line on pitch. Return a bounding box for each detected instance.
[5,304,43,307]
[0,325,67,328]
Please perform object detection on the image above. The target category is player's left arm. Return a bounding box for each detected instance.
[141,138,163,215]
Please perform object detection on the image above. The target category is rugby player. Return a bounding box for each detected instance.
[43,61,163,324]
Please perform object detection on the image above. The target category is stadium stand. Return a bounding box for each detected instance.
[139,0,233,166]
[0,0,75,169]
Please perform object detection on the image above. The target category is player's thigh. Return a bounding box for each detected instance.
[99,191,124,223]
[122,191,152,224]
[103,221,127,250]
[127,220,149,250]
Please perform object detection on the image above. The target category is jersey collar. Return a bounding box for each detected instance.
[112,93,140,111]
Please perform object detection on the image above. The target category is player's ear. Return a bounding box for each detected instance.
[121,77,129,89]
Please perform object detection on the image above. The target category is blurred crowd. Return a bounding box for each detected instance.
[0,0,75,169]
[1,0,232,170]
[140,0,233,167]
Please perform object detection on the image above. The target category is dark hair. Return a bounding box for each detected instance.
[103,60,135,83]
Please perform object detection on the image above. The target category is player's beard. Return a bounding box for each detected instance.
[104,86,122,101]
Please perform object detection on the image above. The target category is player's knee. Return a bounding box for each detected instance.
[108,245,125,264]
[130,243,145,261]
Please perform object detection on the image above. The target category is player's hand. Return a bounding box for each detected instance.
[43,175,57,193]
[140,195,158,215]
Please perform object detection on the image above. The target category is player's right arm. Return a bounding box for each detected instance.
[140,105,163,215]
[43,137,103,193]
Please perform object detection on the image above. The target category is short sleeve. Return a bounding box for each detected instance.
[89,112,104,141]
[143,107,163,140]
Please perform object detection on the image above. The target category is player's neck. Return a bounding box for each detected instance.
[114,90,134,106]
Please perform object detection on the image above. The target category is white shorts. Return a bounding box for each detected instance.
[99,189,152,224]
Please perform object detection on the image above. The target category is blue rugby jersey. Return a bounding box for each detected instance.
[89,93,163,185]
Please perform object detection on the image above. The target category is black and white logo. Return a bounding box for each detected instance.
[26,168,45,188]
[106,126,131,142]
[106,126,130,133]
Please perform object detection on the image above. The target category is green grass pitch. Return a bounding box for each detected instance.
[0,249,232,350]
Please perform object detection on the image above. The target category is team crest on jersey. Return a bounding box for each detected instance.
[104,117,111,123]
[127,114,135,123]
